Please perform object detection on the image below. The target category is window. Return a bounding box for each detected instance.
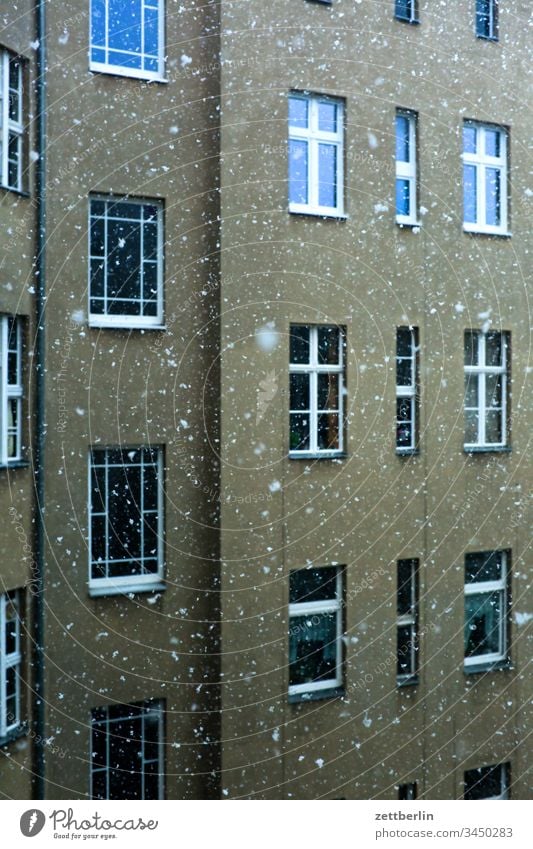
[0,591,21,739]
[0,50,23,192]
[91,700,164,799]
[395,111,418,224]
[289,325,345,457]
[397,559,419,682]
[399,782,417,799]
[464,763,510,799]
[395,0,418,23]
[90,0,165,81]
[0,316,23,466]
[464,551,508,668]
[89,447,164,593]
[89,196,163,328]
[288,93,344,216]
[464,330,508,449]
[288,566,344,698]
[463,122,508,234]
[396,327,418,452]
[476,0,498,40]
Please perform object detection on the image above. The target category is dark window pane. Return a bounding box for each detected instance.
[289,612,338,687]
[464,764,506,800]
[143,222,159,261]
[464,330,478,366]
[90,217,106,256]
[317,373,339,410]
[464,374,479,408]
[290,373,309,410]
[485,332,502,366]
[289,413,310,451]
[289,326,310,364]
[465,551,502,583]
[397,560,416,616]
[290,567,338,604]
[397,624,415,676]
[464,591,503,657]
[317,413,339,450]
[317,326,340,364]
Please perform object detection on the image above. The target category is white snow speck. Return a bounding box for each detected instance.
[268,480,281,493]
[255,322,279,352]
[180,54,193,67]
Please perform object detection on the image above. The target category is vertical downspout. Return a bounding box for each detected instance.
[33,0,46,800]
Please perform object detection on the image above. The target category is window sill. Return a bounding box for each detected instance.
[396,448,419,457]
[464,445,511,454]
[0,723,26,748]
[289,207,347,221]
[463,226,511,238]
[476,35,499,43]
[289,686,344,704]
[395,16,420,25]
[0,184,30,198]
[397,675,419,688]
[89,63,167,84]
[89,321,167,332]
[289,452,347,461]
[464,660,512,676]
[396,219,421,229]
[0,460,30,471]
[89,581,166,598]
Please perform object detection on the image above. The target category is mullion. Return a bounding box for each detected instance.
[1,54,8,187]
[0,594,5,736]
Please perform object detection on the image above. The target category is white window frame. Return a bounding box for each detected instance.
[90,700,164,799]
[397,559,419,683]
[476,0,498,40]
[89,0,166,82]
[464,763,510,800]
[0,591,21,739]
[395,0,418,24]
[464,330,508,450]
[396,326,418,452]
[395,110,418,225]
[288,92,344,217]
[289,325,345,458]
[464,551,508,668]
[288,567,343,697]
[88,447,165,595]
[0,49,23,192]
[88,195,164,329]
[0,316,23,466]
[463,122,508,234]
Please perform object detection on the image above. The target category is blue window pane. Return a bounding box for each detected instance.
[91,0,106,47]
[395,0,414,21]
[463,165,477,223]
[463,126,477,154]
[108,0,141,54]
[396,179,410,217]
[144,57,159,72]
[91,46,106,64]
[289,98,308,129]
[395,116,409,162]
[318,102,337,133]
[485,129,500,158]
[486,168,501,226]
[144,5,159,58]
[108,50,142,70]
[289,139,308,205]
[318,143,337,208]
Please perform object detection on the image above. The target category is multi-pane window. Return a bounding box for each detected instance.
[0,591,21,739]
[289,325,345,457]
[0,50,23,192]
[289,567,344,698]
[463,122,508,234]
[0,316,23,465]
[464,551,508,668]
[397,559,419,682]
[89,447,164,592]
[399,782,418,799]
[464,763,510,800]
[464,330,508,449]
[476,0,498,40]
[288,93,344,216]
[89,197,163,328]
[395,111,418,224]
[395,0,418,23]
[90,0,165,80]
[396,327,418,452]
[91,700,164,799]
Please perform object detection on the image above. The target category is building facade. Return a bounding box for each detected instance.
[0,0,531,800]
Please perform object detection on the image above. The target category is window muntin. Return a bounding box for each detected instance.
[289,325,345,457]
[89,196,163,328]
[464,551,508,667]
[464,763,509,800]
[397,559,419,681]
[91,700,164,799]
[398,782,417,799]
[288,93,344,216]
[395,0,418,23]
[476,0,498,40]
[90,0,165,81]
[0,50,23,192]
[0,316,23,465]
[396,327,418,452]
[395,111,418,224]
[89,447,164,591]
[0,591,22,739]
[464,330,508,449]
[462,122,508,234]
[289,566,343,696]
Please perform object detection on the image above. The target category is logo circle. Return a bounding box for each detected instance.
[20,810,46,838]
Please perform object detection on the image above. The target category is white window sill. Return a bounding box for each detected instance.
[89,581,165,598]
[289,451,346,460]
[464,444,511,453]
[89,319,165,331]
[289,204,347,220]
[288,683,343,703]
[463,225,511,238]
[89,62,167,84]
[396,218,421,229]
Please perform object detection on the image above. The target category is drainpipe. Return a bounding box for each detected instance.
[33,0,47,800]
